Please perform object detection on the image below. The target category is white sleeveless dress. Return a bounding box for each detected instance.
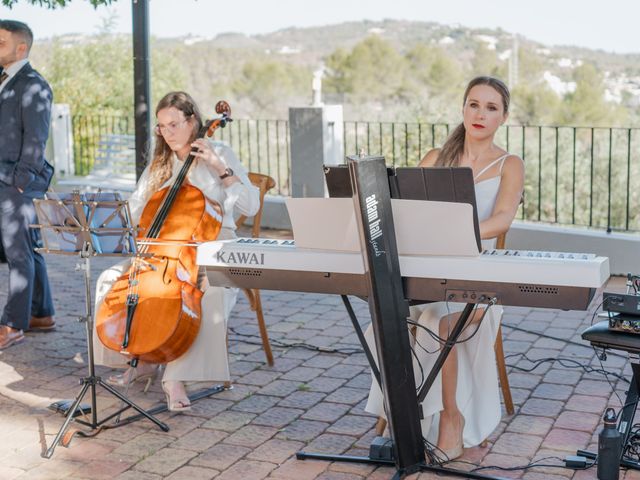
[364,154,511,447]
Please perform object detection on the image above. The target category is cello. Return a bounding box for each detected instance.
[96,101,232,364]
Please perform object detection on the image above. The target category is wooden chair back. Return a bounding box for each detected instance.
[235,172,276,238]
[234,172,277,366]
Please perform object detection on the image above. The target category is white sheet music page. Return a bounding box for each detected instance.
[286,197,480,257]
[285,198,360,252]
[391,199,480,256]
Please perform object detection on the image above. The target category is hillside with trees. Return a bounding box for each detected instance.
[28,19,640,126]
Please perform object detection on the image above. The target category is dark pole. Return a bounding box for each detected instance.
[132,0,151,180]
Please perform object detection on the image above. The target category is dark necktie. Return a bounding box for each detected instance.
[0,71,7,84]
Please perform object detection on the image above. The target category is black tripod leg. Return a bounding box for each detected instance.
[109,384,226,428]
[43,381,92,458]
[98,380,169,432]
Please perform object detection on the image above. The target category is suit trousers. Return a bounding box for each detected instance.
[0,184,54,330]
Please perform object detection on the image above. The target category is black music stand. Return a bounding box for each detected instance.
[324,164,482,252]
[33,192,169,459]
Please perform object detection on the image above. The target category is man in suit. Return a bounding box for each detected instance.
[0,20,55,349]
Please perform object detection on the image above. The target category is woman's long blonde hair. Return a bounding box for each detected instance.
[145,91,203,195]
[436,76,510,167]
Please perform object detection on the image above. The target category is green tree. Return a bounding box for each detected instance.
[405,44,462,93]
[232,59,310,116]
[470,43,506,79]
[42,35,184,116]
[324,36,407,104]
[511,84,560,125]
[403,44,464,121]
[556,63,627,126]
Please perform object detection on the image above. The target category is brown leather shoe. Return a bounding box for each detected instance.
[29,316,56,331]
[0,325,25,349]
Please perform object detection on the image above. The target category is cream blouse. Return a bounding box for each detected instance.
[127,140,260,237]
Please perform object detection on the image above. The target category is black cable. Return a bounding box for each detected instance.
[409,342,425,392]
[408,298,495,350]
[227,327,362,355]
[624,423,640,461]
[501,309,627,360]
[457,455,596,472]
[411,301,496,392]
[503,352,629,383]
[409,324,441,356]
[594,345,626,406]
[590,299,606,326]
[423,437,447,465]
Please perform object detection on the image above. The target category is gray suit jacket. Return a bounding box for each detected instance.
[0,62,54,192]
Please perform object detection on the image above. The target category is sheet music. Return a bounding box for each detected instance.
[391,199,479,256]
[286,198,361,253]
[286,197,480,256]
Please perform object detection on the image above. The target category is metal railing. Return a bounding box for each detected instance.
[71,115,133,175]
[215,119,290,196]
[344,121,640,233]
[70,116,290,195]
[69,115,640,232]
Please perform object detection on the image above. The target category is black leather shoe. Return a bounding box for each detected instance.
[29,316,56,331]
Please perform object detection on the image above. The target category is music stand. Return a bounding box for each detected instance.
[33,191,169,459]
[324,164,482,252]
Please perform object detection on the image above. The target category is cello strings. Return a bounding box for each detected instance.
[124,121,216,311]
[126,151,195,298]
[147,120,211,238]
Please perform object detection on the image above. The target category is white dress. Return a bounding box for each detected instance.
[364,154,511,447]
[93,140,260,382]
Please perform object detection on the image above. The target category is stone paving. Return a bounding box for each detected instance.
[0,231,635,480]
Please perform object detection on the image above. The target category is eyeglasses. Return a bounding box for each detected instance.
[154,118,190,136]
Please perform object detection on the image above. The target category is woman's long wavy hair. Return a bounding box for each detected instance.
[145,91,203,195]
[436,76,510,167]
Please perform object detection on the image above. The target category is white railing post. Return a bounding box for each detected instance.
[47,104,75,177]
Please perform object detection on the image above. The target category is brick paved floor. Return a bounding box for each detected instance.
[0,232,633,479]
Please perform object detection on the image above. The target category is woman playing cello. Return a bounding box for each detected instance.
[93,91,259,411]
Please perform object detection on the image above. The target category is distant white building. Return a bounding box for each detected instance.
[184,36,207,46]
[543,71,576,95]
[557,58,583,68]
[499,49,512,61]
[603,73,640,105]
[368,27,385,35]
[474,34,498,50]
[278,45,301,55]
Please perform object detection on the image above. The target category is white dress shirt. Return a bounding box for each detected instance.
[0,58,28,93]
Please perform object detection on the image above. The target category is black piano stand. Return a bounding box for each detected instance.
[297,295,508,480]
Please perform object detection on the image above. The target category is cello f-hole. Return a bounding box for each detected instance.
[162,258,171,284]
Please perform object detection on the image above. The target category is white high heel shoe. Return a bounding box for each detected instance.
[106,363,160,393]
[162,381,191,412]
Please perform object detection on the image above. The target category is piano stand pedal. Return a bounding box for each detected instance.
[369,436,395,461]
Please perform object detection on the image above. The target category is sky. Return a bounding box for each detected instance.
[1,0,638,54]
